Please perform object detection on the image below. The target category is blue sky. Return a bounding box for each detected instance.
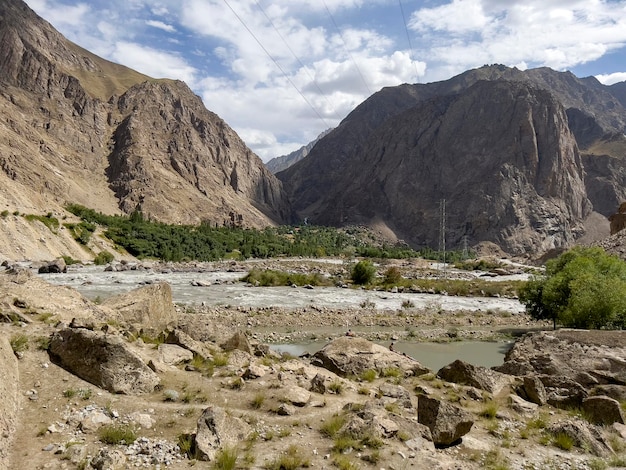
[25,0,626,161]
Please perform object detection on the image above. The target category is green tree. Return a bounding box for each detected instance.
[351,260,376,285]
[519,246,626,329]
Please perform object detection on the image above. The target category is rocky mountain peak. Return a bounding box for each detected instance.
[0,0,289,260]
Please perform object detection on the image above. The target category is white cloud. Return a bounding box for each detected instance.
[111,42,197,83]
[145,20,176,33]
[21,0,626,160]
[596,72,626,85]
[411,0,626,80]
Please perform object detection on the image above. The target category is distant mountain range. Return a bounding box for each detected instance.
[277,65,626,255]
[265,129,332,174]
[2,0,626,258]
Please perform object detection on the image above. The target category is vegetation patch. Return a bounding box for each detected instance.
[98,424,137,445]
[24,213,60,233]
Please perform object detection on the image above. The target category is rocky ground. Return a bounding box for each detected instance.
[1,264,625,470]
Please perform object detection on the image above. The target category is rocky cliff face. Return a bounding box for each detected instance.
[0,0,289,248]
[279,65,626,255]
[265,129,332,174]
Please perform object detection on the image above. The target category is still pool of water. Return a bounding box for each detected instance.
[272,340,513,372]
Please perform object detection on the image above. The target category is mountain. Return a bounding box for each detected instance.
[265,129,332,174]
[0,0,289,250]
[278,65,626,256]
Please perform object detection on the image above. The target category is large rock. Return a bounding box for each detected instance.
[158,343,193,365]
[581,396,625,425]
[165,329,214,361]
[436,360,513,395]
[517,375,547,405]
[417,395,474,446]
[102,282,176,334]
[0,335,19,470]
[37,258,67,274]
[194,406,251,461]
[311,337,430,378]
[547,420,613,457]
[496,330,626,387]
[49,327,160,394]
[220,331,253,354]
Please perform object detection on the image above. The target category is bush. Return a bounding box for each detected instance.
[519,247,626,329]
[10,334,29,354]
[351,260,376,285]
[93,250,114,265]
[98,424,137,445]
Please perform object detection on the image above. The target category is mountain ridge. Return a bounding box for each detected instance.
[0,0,289,261]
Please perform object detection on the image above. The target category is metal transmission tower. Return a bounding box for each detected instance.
[438,199,446,277]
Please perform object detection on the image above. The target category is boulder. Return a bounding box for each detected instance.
[508,394,539,416]
[165,329,214,361]
[220,331,253,354]
[591,384,626,402]
[79,411,112,433]
[242,364,268,380]
[102,282,176,334]
[284,385,311,407]
[417,395,474,446]
[518,375,547,405]
[37,258,67,274]
[311,337,430,378]
[547,420,612,457]
[310,373,327,394]
[496,330,626,390]
[0,336,19,470]
[437,360,513,395]
[49,328,160,394]
[194,406,251,461]
[581,396,625,425]
[539,375,588,408]
[91,448,126,470]
[158,343,193,365]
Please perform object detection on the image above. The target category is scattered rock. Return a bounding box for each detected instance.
[581,395,625,425]
[220,330,253,354]
[101,282,176,335]
[547,419,613,457]
[37,258,67,274]
[518,375,547,405]
[49,327,160,394]
[158,343,193,365]
[437,359,513,395]
[311,336,430,378]
[194,406,251,461]
[417,395,474,446]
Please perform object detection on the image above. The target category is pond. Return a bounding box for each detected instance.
[272,339,513,371]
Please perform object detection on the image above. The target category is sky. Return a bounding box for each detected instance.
[24,0,626,162]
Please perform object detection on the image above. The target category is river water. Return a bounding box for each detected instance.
[273,340,513,372]
[38,264,525,369]
[40,265,526,313]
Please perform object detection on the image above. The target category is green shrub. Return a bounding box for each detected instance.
[98,424,137,445]
[250,393,265,409]
[10,334,29,354]
[383,266,402,285]
[520,246,626,329]
[320,414,347,438]
[212,446,238,470]
[479,401,499,419]
[360,369,377,382]
[266,445,310,470]
[351,260,376,285]
[93,250,114,265]
[552,432,574,450]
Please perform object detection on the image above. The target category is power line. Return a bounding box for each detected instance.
[321,0,373,96]
[398,0,421,83]
[222,0,330,126]
[252,0,334,128]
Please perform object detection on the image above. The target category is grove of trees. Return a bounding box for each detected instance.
[519,246,626,330]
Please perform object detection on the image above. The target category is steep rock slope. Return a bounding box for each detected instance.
[280,80,592,255]
[279,65,626,255]
[0,0,288,245]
